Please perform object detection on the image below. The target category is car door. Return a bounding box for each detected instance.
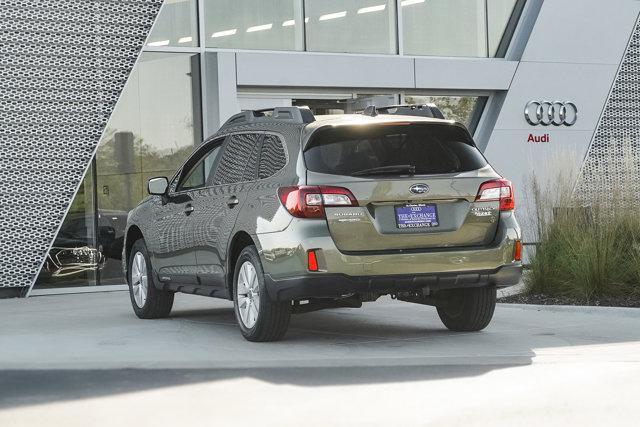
[194,132,261,288]
[152,142,222,285]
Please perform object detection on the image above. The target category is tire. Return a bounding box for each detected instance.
[233,246,290,342]
[436,287,496,332]
[127,238,174,319]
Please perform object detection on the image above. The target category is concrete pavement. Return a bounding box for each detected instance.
[1,291,640,426]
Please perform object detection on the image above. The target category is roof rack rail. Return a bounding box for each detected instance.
[362,104,445,120]
[221,106,315,129]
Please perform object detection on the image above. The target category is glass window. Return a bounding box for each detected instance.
[95,52,201,285]
[213,133,261,184]
[147,0,199,47]
[404,95,481,128]
[259,135,287,179]
[402,0,488,57]
[34,163,97,289]
[487,0,518,56]
[178,145,222,191]
[304,124,487,176]
[204,0,303,51]
[304,0,396,54]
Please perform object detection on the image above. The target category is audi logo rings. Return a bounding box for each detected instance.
[525,101,578,126]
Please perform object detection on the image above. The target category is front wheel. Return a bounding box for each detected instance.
[436,287,496,332]
[128,238,174,319]
[233,246,290,342]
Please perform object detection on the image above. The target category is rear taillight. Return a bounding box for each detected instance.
[277,186,358,218]
[475,179,515,211]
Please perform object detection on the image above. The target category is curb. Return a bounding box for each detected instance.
[497,281,525,298]
[498,302,640,317]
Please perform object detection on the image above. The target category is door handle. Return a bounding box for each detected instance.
[227,196,239,208]
[184,205,194,215]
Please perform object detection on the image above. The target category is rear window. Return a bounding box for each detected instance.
[304,124,487,176]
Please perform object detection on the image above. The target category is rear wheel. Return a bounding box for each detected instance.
[436,287,496,332]
[233,246,290,342]
[128,238,174,319]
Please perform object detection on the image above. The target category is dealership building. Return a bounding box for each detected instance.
[2,0,639,296]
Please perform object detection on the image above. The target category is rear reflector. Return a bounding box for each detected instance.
[475,179,515,211]
[307,250,319,271]
[278,186,358,219]
[514,240,522,262]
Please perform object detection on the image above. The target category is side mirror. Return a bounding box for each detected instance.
[148,177,168,195]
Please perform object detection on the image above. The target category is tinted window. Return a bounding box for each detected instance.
[213,133,260,184]
[178,145,221,191]
[259,134,287,179]
[304,124,487,176]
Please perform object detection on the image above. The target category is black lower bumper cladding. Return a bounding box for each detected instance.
[265,264,523,301]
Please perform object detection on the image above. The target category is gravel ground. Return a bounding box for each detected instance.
[498,293,640,308]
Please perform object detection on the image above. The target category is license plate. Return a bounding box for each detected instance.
[395,203,439,229]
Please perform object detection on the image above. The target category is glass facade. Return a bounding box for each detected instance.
[304,0,397,54]
[35,163,97,288]
[204,0,303,51]
[158,0,518,57]
[402,0,487,57]
[147,0,199,47]
[487,0,518,56]
[97,52,201,285]
[34,52,201,289]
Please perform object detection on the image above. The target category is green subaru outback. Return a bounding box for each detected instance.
[123,105,522,341]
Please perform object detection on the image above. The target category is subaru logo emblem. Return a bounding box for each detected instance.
[409,184,430,194]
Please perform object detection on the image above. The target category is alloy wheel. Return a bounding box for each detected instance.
[131,251,148,308]
[237,261,260,328]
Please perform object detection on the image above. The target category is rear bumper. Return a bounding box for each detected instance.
[256,211,521,301]
[265,263,522,301]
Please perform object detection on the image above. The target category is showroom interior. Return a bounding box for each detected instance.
[33,0,525,292]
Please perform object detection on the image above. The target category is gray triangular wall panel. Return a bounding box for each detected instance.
[576,14,640,203]
[0,0,163,290]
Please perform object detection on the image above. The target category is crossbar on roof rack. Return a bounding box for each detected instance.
[221,106,315,129]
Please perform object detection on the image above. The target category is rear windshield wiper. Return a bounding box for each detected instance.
[351,165,416,177]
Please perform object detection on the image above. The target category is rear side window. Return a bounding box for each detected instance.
[304,124,487,176]
[258,134,287,179]
[213,133,260,184]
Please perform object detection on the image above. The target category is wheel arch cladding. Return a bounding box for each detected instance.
[227,231,256,294]
[125,225,144,274]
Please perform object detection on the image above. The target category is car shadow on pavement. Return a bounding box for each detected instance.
[0,363,525,410]
[170,305,455,339]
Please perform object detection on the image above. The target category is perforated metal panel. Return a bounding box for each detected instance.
[0,0,163,290]
[576,15,640,203]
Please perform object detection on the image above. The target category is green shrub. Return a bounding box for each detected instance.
[524,174,640,301]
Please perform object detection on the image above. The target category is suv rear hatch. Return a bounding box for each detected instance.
[303,122,504,253]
